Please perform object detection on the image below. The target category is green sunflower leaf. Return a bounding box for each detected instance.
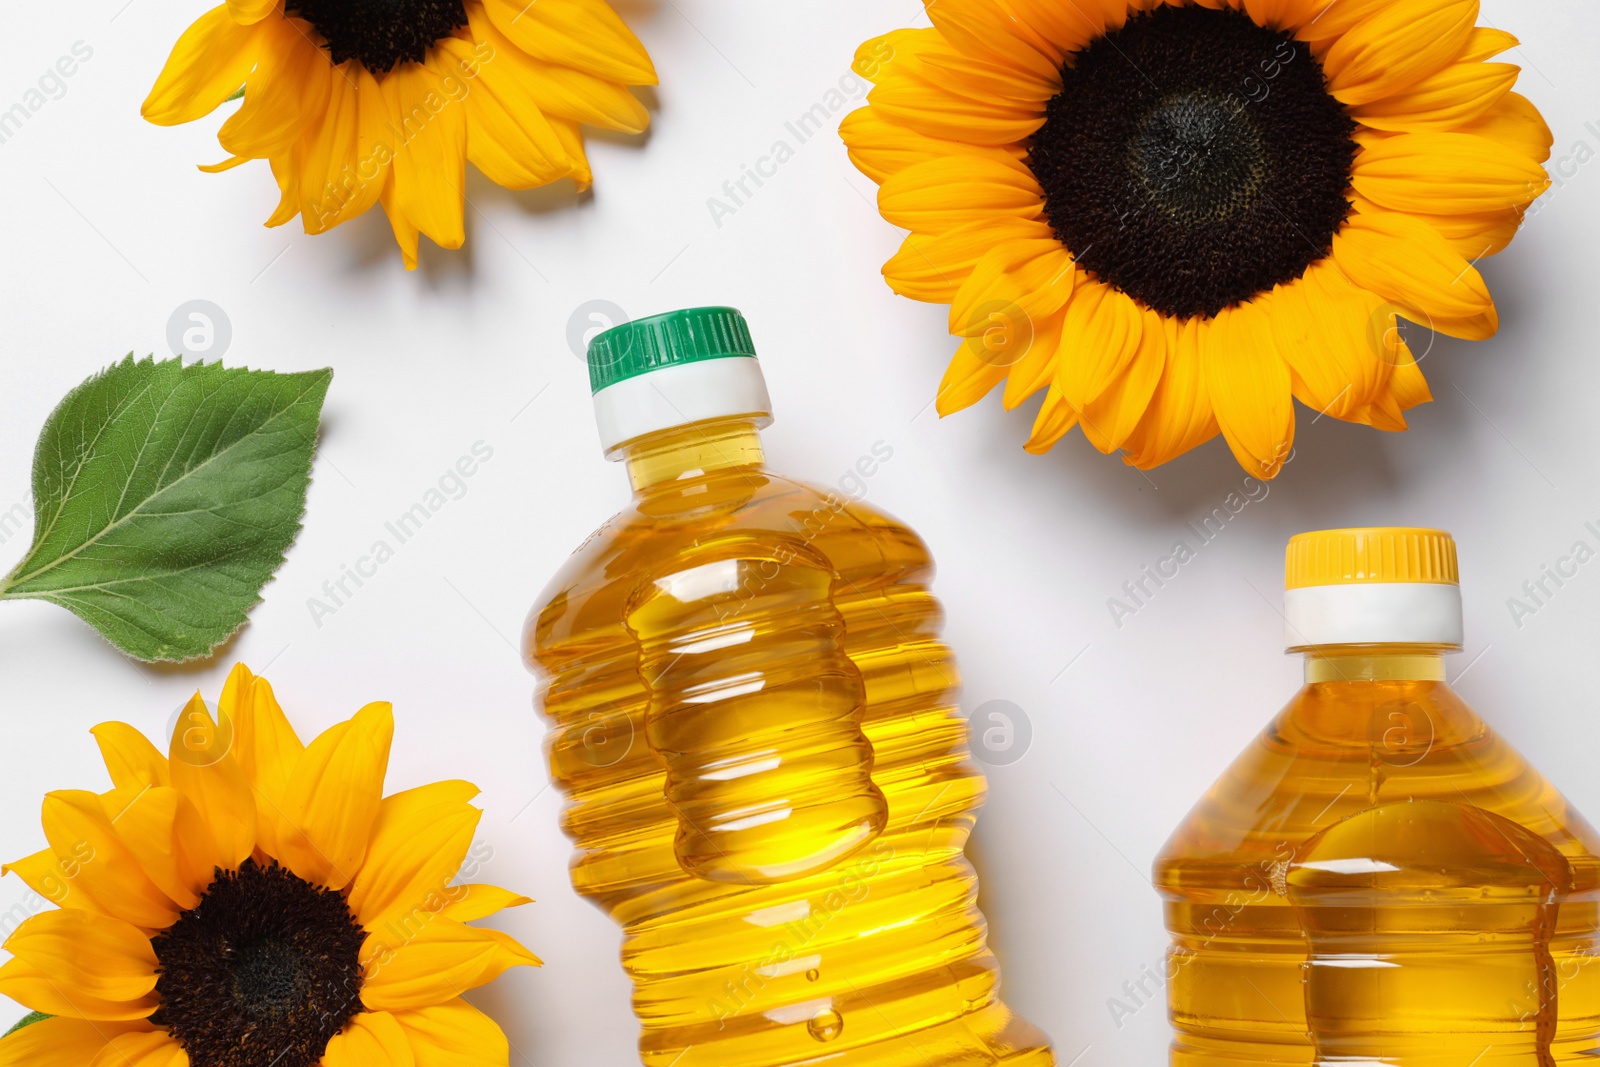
[0,355,331,662]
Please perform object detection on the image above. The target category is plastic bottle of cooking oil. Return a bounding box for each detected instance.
[1156,528,1600,1067]
[524,306,1054,1066]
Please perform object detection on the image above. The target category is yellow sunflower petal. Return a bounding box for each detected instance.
[868,38,1049,147]
[438,885,532,924]
[853,30,924,86]
[1121,316,1220,470]
[142,5,263,125]
[936,343,1010,417]
[1424,303,1500,341]
[1351,61,1517,132]
[1427,206,1524,258]
[1453,91,1553,164]
[925,0,1064,76]
[884,215,1053,303]
[1352,131,1547,215]
[1278,0,1390,40]
[323,1010,416,1067]
[481,0,656,85]
[1333,207,1493,323]
[1002,0,1121,56]
[440,24,576,189]
[1269,261,1386,422]
[1055,281,1144,410]
[1202,301,1295,479]
[1001,309,1067,410]
[1458,26,1518,63]
[949,239,1074,340]
[392,1000,509,1067]
[167,695,256,869]
[227,0,280,24]
[90,723,170,792]
[1322,0,1478,106]
[841,108,1023,185]
[98,787,217,910]
[0,958,155,1021]
[546,118,593,189]
[3,850,93,912]
[345,781,482,932]
[361,921,540,1012]
[878,156,1043,236]
[41,791,178,930]
[275,702,394,891]
[1022,386,1080,455]
[0,1017,144,1067]
[1382,335,1435,411]
[379,61,468,254]
[1080,307,1167,454]
[266,150,304,229]
[3,910,158,1004]
[379,174,422,271]
[219,16,331,158]
[297,64,390,235]
[229,674,303,860]
[88,1030,186,1067]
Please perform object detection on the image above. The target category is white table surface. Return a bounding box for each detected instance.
[3,1,1598,1063]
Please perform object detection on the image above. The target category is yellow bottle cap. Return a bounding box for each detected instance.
[1285,528,1458,590]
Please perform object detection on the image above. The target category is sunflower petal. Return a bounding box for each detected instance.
[380,173,422,270]
[884,216,1050,304]
[482,0,655,85]
[392,1000,509,1067]
[1122,316,1220,470]
[1322,0,1478,106]
[229,674,303,861]
[1458,26,1518,63]
[379,61,469,254]
[41,791,178,929]
[297,64,389,235]
[1270,262,1386,422]
[167,695,255,869]
[1353,131,1547,215]
[226,0,279,24]
[1055,281,1144,409]
[219,16,331,158]
[1002,0,1121,56]
[276,702,394,891]
[935,343,1010,417]
[142,6,263,125]
[1022,386,1080,454]
[88,1030,186,1067]
[840,108,1022,185]
[90,723,169,792]
[3,850,93,912]
[361,921,541,1011]
[0,1017,144,1067]
[1080,307,1167,454]
[345,781,482,932]
[1202,302,1295,478]
[452,11,581,186]
[1453,91,1553,164]
[323,1010,415,1067]
[1001,309,1067,410]
[1333,208,1494,323]
[1426,206,1525,258]
[924,0,1063,77]
[1351,61,1517,132]
[949,239,1074,340]
[0,958,155,1021]
[3,910,157,1003]
[438,885,532,923]
[878,156,1043,236]
[98,786,217,910]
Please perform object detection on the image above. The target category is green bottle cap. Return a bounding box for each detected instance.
[587,306,757,394]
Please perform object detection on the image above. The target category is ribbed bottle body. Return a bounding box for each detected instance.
[527,468,1053,1066]
[1156,677,1600,1067]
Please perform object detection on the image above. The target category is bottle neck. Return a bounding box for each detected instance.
[1301,646,1451,684]
[619,416,767,493]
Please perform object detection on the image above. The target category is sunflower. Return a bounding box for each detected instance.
[0,664,538,1067]
[842,0,1552,477]
[143,0,656,268]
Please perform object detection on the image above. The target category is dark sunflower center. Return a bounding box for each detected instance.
[151,861,366,1067]
[1028,4,1357,319]
[287,0,469,73]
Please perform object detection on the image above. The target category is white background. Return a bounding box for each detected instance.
[2,2,1599,1064]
